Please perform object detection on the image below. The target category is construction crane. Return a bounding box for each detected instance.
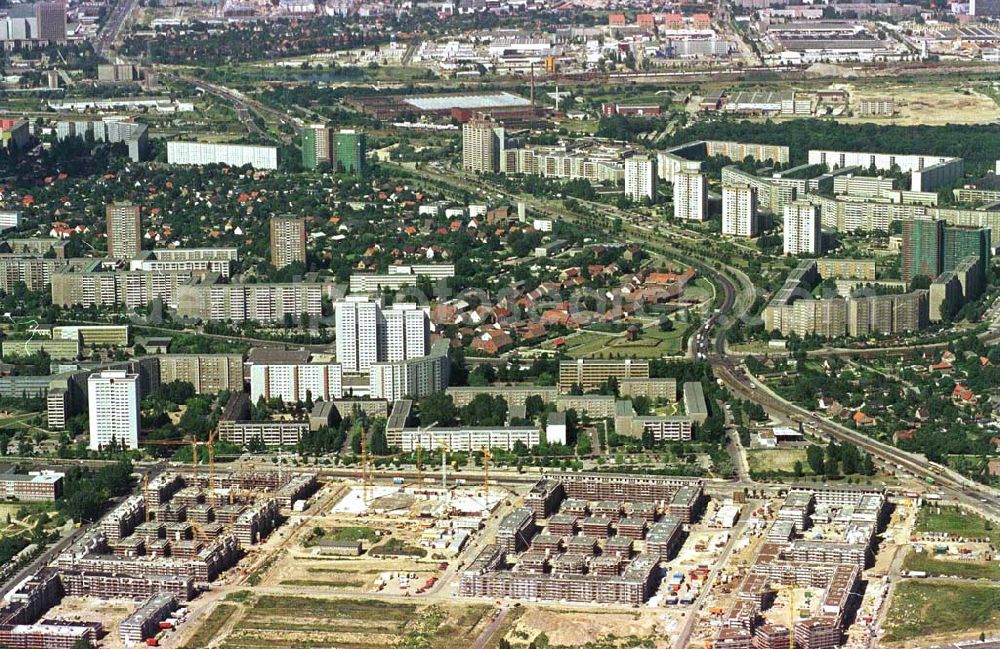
[141,430,218,507]
[415,445,424,480]
[359,422,372,504]
[481,446,492,492]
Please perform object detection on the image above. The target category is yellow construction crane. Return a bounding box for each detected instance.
[141,431,218,509]
[415,445,424,480]
[481,446,492,491]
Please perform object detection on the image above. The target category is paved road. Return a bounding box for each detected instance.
[470,604,509,649]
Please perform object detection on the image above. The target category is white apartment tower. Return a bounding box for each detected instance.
[335,298,430,372]
[783,201,821,256]
[722,184,759,238]
[384,304,429,362]
[625,156,657,203]
[88,370,140,450]
[673,168,707,221]
[335,296,383,373]
[462,115,504,173]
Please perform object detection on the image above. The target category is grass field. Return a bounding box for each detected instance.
[746,448,812,476]
[181,603,239,649]
[902,551,1000,581]
[562,327,687,359]
[211,595,489,649]
[916,506,1000,548]
[883,580,1000,643]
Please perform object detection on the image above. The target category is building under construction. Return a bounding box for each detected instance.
[461,473,703,606]
[712,486,886,649]
[0,470,319,647]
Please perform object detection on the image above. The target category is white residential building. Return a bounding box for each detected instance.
[335,296,383,373]
[334,298,429,373]
[673,169,707,221]
[384,304,429,362]
[625,155,657,203]
[369,341,450,402]
[783,201,821,256]
[249,363,344,403]
[722,184,759,237]
[166,141,278,170]
[88,370,140,450]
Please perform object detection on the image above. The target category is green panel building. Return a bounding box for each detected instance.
[901,218,944,283]
[334,129,366,175]
[301,124,331,170]
[943,225,991,281]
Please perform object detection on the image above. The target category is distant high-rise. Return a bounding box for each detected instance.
[625,156,657,203]
[462,115,504,173]
[106,202,141,260]
[334,129,366,175]
[88,370,140,450]
[970,0,1000,16]
[269,216,307,270]
[722,185,758,237]
[35,2,66,42]
[943,224,990,281]
[301,124,331,170]
[901,218,944,283]
[783,201,821,256]
[673,168,707,221]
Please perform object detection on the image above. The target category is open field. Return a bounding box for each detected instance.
[180,603,239,649]
[902,551,1000,581]
[915,506,1000,548]
[883,580,1000,643]
[561,326,687,359]
[206,594,491,649]
[746,448,811,476]
[840,82,1000,126]
[507,606,668,648]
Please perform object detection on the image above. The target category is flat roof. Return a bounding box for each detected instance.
[403,92,531,111]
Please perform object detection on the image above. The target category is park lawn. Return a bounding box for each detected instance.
[600,326,687,359]
[561,331,618,358]
[916,506,1000,547]
[902,550,1000,581]
[883,580,1000,643]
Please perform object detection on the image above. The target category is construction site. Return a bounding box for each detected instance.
[459,473,709,606]
[0,469,318,648]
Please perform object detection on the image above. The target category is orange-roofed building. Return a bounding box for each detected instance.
[608,13,626,26]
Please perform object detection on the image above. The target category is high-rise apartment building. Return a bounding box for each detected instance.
[334,297,430,373]
[88,370,140,450]
[625,156,657,203]
[106,202,141,259]
[301,124,331,170]
[335,297,383,373]
[783,201,821,256]
[384,304,429,362]
[722,185,759,237]
[269,217,307,270]
[35,2,66,42]
[673,168,707,222]
[334,129,366,175]
[943,224,990,281]
[462,115,504,173]
[901,218,944,282]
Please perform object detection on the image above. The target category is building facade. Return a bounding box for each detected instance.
[88,370,140,450]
